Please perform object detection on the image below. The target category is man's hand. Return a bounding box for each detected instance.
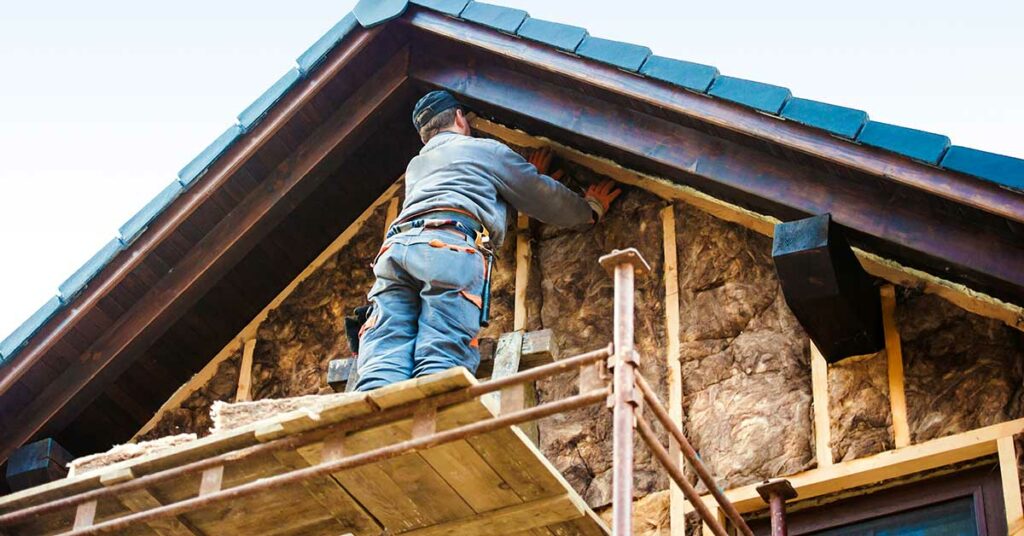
[585,180,622,221]
[528,147,565,181]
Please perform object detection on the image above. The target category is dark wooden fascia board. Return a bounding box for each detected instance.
[402,9,1024,227]
[0,26,386,407]
[0,47,412,466]
[409,56,1024,303]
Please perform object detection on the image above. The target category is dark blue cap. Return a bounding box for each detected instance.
[412,90,462,130]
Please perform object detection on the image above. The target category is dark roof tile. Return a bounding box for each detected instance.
[296,14,359,74]
[941,146,1024,191]
[0,296,62,363]
[461,2,527,34]
[708,76,791,114]
[238,68,302,131]
[640,55,718,93]
[411,0,470,16]
[118,180,184,245]
[516,18,587,52]
[857,121,950,164]
[58,238,123,302]
[353,0,409,27]
[781,98,868,139]
[576,36,651,72]
[177,124,243,186]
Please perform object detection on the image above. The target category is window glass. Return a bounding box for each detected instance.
[810,496,977,536]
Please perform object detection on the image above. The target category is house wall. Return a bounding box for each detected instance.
[136,151,1024,531]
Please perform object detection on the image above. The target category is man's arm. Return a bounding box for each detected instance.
[489,143,596,227]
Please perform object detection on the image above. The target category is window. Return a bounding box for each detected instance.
[751,466,1006,536]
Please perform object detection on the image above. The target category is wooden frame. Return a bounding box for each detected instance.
[810,343,833,468]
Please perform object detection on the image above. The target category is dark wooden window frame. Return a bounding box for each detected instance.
[751,465,1006,535]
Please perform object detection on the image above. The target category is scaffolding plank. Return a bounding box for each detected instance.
[401,494,584,536]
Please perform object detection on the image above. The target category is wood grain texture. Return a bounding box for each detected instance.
[235,339,256,403]
[810,343,834,467]
[660,204,686,534]
[880,285,910,448]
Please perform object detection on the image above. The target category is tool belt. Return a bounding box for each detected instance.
[384,208,496,327]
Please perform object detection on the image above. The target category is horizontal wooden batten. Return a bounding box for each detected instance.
[0,48,412,465]
[719,417,1024,514]
[404,8,1024,227]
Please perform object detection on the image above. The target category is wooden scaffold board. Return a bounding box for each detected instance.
[0,369,608,536]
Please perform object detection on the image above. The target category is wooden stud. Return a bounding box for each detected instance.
[133,175,406,440]
[660,204,687,534]
[881,285,911,448]
[73,500,97,529]
[810,343,833,467]
[235,338,257,402]
[513,213,531,331]
[998,437,1024,535]
[384,195,401,238]
[199,465,224,496]
[471,117,1024,333]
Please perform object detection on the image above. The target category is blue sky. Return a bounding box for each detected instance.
[0,0,1021,340]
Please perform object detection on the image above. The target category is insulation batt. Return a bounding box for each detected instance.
[827,350,893,461]
[138,349,241,440]
[674,205,813,490]
[898,289,1024,442]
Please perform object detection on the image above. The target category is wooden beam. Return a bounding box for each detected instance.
[133,177,405,440]
[2,47,411,463]
[235,338,257,403]
[660,205,686,534]
[513,213,531,331]
[881,285,911,448]
[810,343,833,468]
[470,118,1024,333]
[0,24,385,408]
[999,437,1024,535]
[711,417,1024,514]
[409,9,1024,227]
[415,54,1024,303]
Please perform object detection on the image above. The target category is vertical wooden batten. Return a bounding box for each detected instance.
[660,205,686,534]
[998,436,1024,535]
[510,212,538,443]
[384,195,401,237]
[880,285,911,448]
[235,339,257,402]
[810,343,834,467]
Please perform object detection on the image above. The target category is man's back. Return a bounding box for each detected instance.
[400,132,593,248]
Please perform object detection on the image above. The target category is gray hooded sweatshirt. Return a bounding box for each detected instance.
[398,132,594,249]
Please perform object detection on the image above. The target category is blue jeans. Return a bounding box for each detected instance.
[354,227,486,391]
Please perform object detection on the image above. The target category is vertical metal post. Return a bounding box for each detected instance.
[756,479,797,536]
[600,248,651,536]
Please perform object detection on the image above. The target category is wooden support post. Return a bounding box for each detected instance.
[881,285,911,448]
[998,437,1024,535]
[235,338,257,402]
[810,343,833,468]
[511,213,539,443]
[661,205,687,534]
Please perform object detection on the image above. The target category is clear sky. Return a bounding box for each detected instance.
[0,0,1021,341]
